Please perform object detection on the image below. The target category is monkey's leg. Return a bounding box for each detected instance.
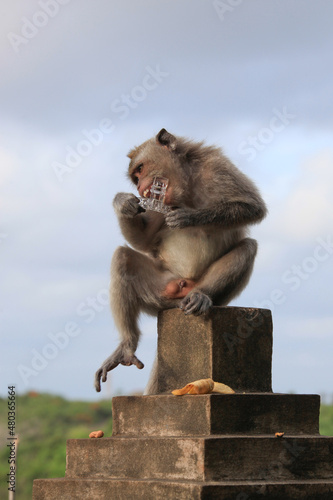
[95,246,174,392]
[180,238,258,315]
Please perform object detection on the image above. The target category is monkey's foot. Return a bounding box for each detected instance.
[94,347,144,392]
[179,291,213,315]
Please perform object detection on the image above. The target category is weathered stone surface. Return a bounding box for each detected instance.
[66,437,205,481]
[157,307,272,393]
[33,478,333,500]
[33,478,201,500]
[112,393,320,437]
[32,307,333,500]
[65,436,333,482]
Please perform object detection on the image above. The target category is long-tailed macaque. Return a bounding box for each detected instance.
[95,129,267,393]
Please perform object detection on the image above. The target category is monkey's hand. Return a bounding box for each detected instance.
[180,291,213,316]
[113,193,142,218]
[94,342,144,392]
[165,207,197,229]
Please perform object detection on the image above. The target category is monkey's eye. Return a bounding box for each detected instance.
[135,163,143,175]
[132,163,143,184]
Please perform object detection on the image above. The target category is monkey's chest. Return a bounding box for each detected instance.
[156,227,226,279]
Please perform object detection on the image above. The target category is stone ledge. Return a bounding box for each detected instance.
[33,477,333,500]
[112,393,320,437]
[65,436,333,482]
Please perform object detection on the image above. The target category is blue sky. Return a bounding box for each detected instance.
[1,0,332,401]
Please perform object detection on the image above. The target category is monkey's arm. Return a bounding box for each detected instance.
[165,198,267,229]
[113,193,165,251]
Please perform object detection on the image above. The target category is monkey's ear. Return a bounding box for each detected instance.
[156,129,177,151]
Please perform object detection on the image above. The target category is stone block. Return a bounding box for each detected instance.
[65,436,333,482]
[157,307,272,393]
[112,393,320,437]
[32,307,333,500]
[32,478,333,500]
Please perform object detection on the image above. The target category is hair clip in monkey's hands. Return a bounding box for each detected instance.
[138,176,171,214]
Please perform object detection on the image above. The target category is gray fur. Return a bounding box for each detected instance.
[94,129,267,393]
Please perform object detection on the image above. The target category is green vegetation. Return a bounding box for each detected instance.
[0,393,332,500]
[0,392,113,500]
[319,404,333,436]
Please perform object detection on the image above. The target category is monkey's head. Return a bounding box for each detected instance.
[127,129,190,206]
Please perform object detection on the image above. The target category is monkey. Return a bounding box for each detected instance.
[94,128,267,393]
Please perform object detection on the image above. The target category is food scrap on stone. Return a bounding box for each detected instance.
[172,378,235,395]
[89,430,104,438]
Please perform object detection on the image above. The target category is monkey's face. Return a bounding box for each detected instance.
[130,161,158,199]
[127,143,183,206]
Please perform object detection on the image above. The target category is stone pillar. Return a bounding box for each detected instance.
[157,306,272,393]
[33,306,333,500]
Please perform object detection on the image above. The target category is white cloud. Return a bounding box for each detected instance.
[278,151,333,241]
[261,150,333,247]
[1,0,333,399]
[0,146,19,188]
[279,316,333,340]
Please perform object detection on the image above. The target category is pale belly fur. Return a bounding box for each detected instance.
[157,226,244,280]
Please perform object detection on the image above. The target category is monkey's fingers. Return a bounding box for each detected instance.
[130,354,145,370]
[102,366,111,383]
[120,354,144,369]
[181,292,213,316]
[165,208,189,229]
[181,295,201,315]
[94,369,103,392]
[100,366,113,386]
[94,359,121,392]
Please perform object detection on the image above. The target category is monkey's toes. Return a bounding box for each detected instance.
[94,370,102,392]
[121,354,144,370]
[180,291,213,315]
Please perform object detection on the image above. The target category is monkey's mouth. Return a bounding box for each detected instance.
[143,187,151,198]
[141,184,152,198]
[139,177,169,201]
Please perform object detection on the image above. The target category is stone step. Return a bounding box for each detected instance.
[33,477,333,500]
[65,436,333,482]
[112,393,320,437]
